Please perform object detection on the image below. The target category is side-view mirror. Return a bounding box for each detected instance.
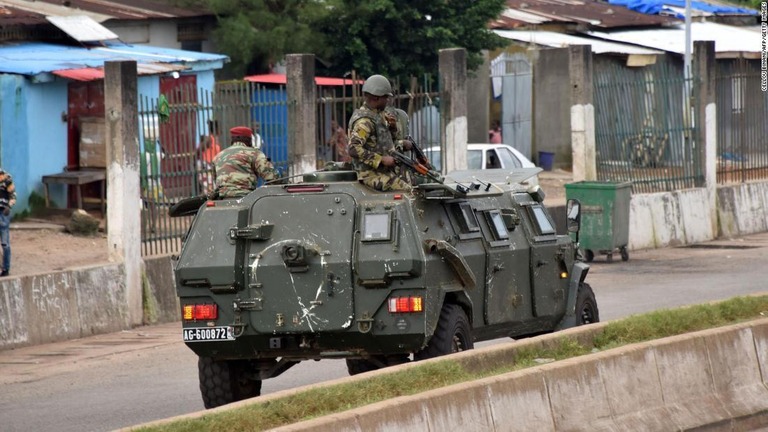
[566,199,581,233]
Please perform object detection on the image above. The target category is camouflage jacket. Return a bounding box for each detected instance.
[385,106,410,148]
[0,169,16,210]
[347,105,397,172]
[213,142,277,198]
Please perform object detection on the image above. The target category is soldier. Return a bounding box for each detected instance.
[213,126,277,199]
[347,74,413,192]
[0,168,14,276]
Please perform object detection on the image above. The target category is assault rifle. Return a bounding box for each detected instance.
[405,135,435,171]
[390,150,443,184]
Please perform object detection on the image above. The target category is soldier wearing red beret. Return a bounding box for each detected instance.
[212,126,278,198]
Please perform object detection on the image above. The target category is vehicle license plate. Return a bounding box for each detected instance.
[183,326,234,342]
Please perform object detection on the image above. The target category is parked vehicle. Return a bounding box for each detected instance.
[427,143,539,185]
[171,158,597,409]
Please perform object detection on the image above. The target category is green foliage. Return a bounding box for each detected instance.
[314,0,507,80]
[201,0,332,77]
[593,295,768,349]
[175,0,507,80]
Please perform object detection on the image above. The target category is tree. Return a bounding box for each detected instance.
[174,0,507,80]
[186,0,333,77]
[314,0,507,80]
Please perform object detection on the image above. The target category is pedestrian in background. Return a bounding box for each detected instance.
[252,121,265,150]
[0,169,16,276]
[214,126,277,198]
[196,120,221,194]
[329,119,350,162]
[489,120,502,144]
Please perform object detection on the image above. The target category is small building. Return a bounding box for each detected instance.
[0,39,227,214]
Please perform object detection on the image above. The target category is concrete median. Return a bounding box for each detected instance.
[266,318,768,432]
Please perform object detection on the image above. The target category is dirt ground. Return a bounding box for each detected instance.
[7,169,571,278]
[9,213,111,277]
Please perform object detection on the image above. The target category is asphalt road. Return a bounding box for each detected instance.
[1,232,767,432]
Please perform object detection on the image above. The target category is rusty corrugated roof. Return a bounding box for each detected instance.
[0,0,211,22]
[490,0,678,29]
[0,4,48,25]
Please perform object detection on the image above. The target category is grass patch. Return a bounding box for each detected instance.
[135,295,768,432]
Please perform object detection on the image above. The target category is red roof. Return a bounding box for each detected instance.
[244,73,362,86]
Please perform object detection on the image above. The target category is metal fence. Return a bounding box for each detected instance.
[138,80,290,256]
[715,58,768,184]
[315,74,441,168]
[140,75,440,256]
[594,58,701,194]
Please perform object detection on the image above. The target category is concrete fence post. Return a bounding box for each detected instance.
[104,60,142,325]
[287,54,317,177]
[439,48,468,173]
[569,45,596,181]
[532,47,570,171]
[693,41,717,236]
[467,50,490,144]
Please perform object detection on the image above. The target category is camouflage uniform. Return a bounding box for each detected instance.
[384,106,410,149]
[213,141,277,198]
[348,105,413,192]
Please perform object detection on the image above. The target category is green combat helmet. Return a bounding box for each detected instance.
[362,74,393,96]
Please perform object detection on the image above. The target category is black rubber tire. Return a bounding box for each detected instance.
[584,249,595,262]
[414,304,473,361]
[575,283,600,325]
[198,356,262,409]
[620,246,629,261]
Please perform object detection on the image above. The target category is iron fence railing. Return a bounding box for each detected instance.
[138,80,290,256]
[594,59,701,194]
[139,75,439,256]
[715,58,768,184]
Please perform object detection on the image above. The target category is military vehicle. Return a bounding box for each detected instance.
[171,161,598,409]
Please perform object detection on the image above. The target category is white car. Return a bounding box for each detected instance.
[426,143,539,185]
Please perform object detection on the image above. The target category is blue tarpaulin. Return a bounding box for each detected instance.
[0,41,228,78]
[608,0,758,18]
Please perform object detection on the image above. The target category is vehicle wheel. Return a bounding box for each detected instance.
[575,283,600,325]
[198,356,262,409]
[606,252,613,263]
[584,249,594,262]
[620,246,629,261]
[414,304,473,361]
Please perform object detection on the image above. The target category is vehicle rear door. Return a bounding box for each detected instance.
[246,192,356,332]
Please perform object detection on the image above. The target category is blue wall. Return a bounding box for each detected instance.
[26,80,69,209]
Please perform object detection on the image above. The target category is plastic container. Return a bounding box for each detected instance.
[538,151,554,171]
[565,181,632,263]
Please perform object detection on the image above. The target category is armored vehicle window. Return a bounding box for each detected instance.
[362,213,391,241]
[450,202,480,235]
[531,205,556,235]
[486,210,509,240]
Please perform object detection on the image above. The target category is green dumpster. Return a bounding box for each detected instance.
[565,181,631,263]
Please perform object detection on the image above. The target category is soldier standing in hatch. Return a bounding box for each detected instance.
[213,126,277,198]
[0,168,15,277]
[347,74,413,192]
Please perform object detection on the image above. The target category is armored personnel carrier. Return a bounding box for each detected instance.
[172,164,598,408]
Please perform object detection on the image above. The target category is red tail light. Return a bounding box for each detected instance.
[183,304,218,320]
[387,296,423,313]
